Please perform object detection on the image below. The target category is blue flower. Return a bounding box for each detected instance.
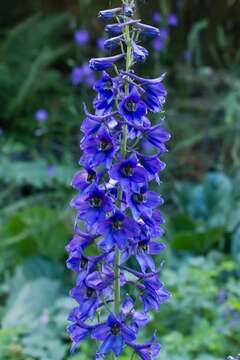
[110,154,148,192]
[98,8,122,20]
[132,42,149,63]
[92,314,136,357]
[94,72,116,112]
[106,19,140,35]
[144,124,171,149]
[128,336,161,360]
[134,23,160,37]
[80,127,117,169]
[168,13,179,27]
[74,29,89,45]
[35,109,48,122]
[98,210,139,250]
[70,185,113,228]
[119,88,147,125]
[127,185,164,220]
[89,54,124,71]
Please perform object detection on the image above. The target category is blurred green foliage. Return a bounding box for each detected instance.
[0,0,239,359]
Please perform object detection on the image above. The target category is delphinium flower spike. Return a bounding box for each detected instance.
[67,1,170,358]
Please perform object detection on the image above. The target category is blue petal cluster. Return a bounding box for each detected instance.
[67,1,170,358]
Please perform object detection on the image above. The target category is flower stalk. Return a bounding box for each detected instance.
[67,0,170,358]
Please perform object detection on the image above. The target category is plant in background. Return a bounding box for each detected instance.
[66,0,170,358]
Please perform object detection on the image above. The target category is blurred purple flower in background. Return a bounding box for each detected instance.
[152,12,162,24]
[71,64,96,88]
[74,29,89,45]
[168,13,179,27]
[35,109,48,122]
[152,28,169,52]
[97,37,105,51]
[183,50,192,61]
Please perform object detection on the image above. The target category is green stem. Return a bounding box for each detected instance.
[113,1,133,319]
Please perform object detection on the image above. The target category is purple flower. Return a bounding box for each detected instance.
[152,12,162,24]
[152,37,164,52]
[119,88,147,125]
[98,210,139,250]
[168,13,179,27]
[94,72,116,112]
[92,314,136,357]
[144,124,171,149]
[104,34,124,50]
[74,29,89,45]
[110,154,148,192]
[71,185,113,228]
[97,37,106,51]
[128,336,161,360]
[35,109,48,122]
[106,19,140,35]
[132,42,149,63]
[134,23,160,37]
[89,54,124,71]
[71,66,84,86]
[80,127,118,169]
[67,4,170,358]
[98,7,122,20]
[127,185,164,220]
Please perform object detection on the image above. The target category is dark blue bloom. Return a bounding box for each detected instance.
[80,127,117,169]
[138,153,166,182]
[127,336,161,360]
[71,167,97,191]
[127,185,164,220]
[104,34,124,50]
[98,210,139,250]
[92,314,136,357]
[134,23,160,37]
[134,237,165,272]
[106,19,140,35]
[119,88,147,125]
[89,54,124,71]
[94,72,116,112]
[132,42,149,63]
[98,7,122,19]
[70,185,113,228]
[67,3,170,357]
[144,124,171,149]
[110,154,148,192]
[66,228,96,254]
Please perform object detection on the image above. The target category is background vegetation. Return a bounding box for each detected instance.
[0,0,239,359]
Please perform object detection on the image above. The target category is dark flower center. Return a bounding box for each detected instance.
[111,323,121,335]
[86,287,96,298]
[112,220,123,231]
[99,139,112,151]
[103,80,113,90]
[125,100,137,112]
[133,193,146,203]
[138,241,148,252]
[87,170,96,182]
[80,258,88,269]
[122,164,133,177]
[90,196,102,207]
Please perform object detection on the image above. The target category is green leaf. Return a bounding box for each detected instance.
[2,278,61,328]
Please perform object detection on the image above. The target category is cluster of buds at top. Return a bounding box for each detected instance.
[66,1,170,359]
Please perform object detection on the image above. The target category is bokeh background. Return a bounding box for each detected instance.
[0,0,240,359]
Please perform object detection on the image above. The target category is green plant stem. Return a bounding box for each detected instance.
[113,1,133,320]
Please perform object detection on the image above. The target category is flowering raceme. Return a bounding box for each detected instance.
[67,1,170,358]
